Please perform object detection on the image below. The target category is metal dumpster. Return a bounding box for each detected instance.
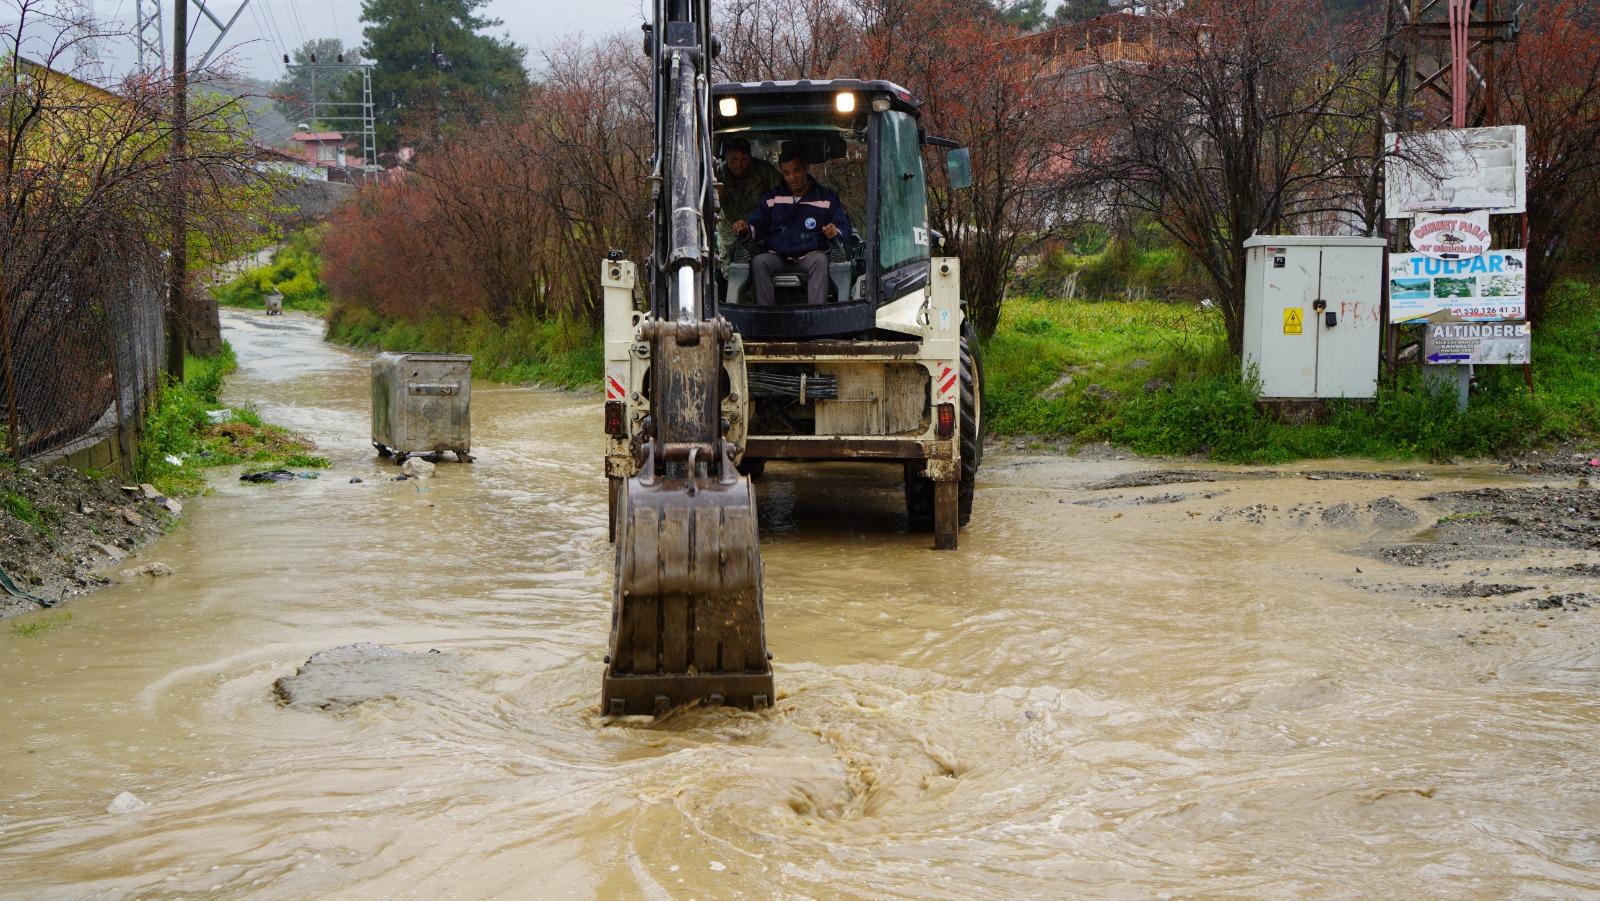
[371,352,474,463]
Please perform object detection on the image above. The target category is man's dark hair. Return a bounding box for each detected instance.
[778,145,807,166]
[723,137,751,156]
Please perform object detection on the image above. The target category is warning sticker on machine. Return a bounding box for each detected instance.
[1283,307,1303,335]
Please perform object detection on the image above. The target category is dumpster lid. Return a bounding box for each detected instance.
[373,351,474,363]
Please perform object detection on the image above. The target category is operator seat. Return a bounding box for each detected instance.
[725,239,856,306]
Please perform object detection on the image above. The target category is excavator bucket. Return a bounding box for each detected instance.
[604,472,772,716]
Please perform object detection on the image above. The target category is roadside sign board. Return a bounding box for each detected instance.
[1424,321,1531,365]
[1384,125,1526,218]
[1409,210,1491,259]
[1388,249,1526,322]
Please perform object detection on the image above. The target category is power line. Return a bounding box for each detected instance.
[285,0,310,49]
[329,0,345,48]
[256,0,291,60]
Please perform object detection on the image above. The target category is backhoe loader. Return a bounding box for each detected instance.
[600,0,982,716]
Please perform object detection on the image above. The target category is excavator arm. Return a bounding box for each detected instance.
[602,0,773,716]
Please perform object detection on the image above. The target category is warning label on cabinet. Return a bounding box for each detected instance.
[1283,307,1303,335]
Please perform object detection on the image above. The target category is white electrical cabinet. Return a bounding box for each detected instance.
[1242,235,1386,400]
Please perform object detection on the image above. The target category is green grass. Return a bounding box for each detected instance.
[12,611,71,637]
[213,225,330,314]
[2,488,51,535]
[1012,233,1201,301]
[984,282,1600,463]
[134,342,329,496]
[326,306,603,389]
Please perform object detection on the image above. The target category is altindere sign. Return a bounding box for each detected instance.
[1424,321,1531,365]
[1409,210,1491,259]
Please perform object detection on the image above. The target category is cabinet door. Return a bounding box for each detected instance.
[1261,244,1319,397]
[1314,246,1381,399]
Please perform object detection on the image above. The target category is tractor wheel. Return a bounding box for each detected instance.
[905,320,985,531]
[737,457,766,479]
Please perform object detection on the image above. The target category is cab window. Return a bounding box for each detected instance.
[876,111,929,288]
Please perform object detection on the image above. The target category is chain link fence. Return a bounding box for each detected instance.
[1,250,166,471]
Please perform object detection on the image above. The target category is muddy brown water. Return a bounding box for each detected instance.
[3,310,1599,898]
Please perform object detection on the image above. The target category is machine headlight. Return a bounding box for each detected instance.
[835,92,856,113]
[718,97,738,118]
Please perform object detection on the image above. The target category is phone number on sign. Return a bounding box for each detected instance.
[1450,306,1525,319]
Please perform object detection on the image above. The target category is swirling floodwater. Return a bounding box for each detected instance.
[2,309,1598,899]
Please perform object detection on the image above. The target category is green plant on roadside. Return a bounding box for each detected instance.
[232,406,266,428]
[983,283,1600,463]
[12,611,71,637]
[2,488,51,535]
[326,306,603,389]
[214,225,330,313]
[135,342,329,495]
[281,453,330,468]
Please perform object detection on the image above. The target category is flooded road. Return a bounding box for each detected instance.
[3,309,1598,898]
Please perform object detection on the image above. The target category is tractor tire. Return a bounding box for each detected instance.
[736,457,766,479]
[906,320,985,531]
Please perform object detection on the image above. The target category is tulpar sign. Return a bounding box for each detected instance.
[1388,249,1526,323]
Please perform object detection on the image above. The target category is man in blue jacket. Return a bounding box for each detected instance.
[735,146,853,306]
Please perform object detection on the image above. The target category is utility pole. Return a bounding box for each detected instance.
[283,58,380,173]
[166,0,188,380]
[134,0,164,72]
[1385,0,1523,129]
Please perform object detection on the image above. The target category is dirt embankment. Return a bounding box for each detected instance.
[1,463,177,619]
[1076,446,1600,616]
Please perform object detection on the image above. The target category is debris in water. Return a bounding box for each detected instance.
[709,861,726,872]
[106,791,147,814]
[401,458,436,480]
[349,477,363,484]
[119,562,174,579]
[273,642,456,713]
[240,470,296,483]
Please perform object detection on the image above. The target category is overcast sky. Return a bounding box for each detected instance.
[5,0,651,83]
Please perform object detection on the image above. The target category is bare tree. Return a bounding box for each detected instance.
[844,0,1069,335]
[1497,0,1600,322]
[1066,0,1386,352]
[325,34,654,327]
[712,0,858,81]
[1,0,265,458]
